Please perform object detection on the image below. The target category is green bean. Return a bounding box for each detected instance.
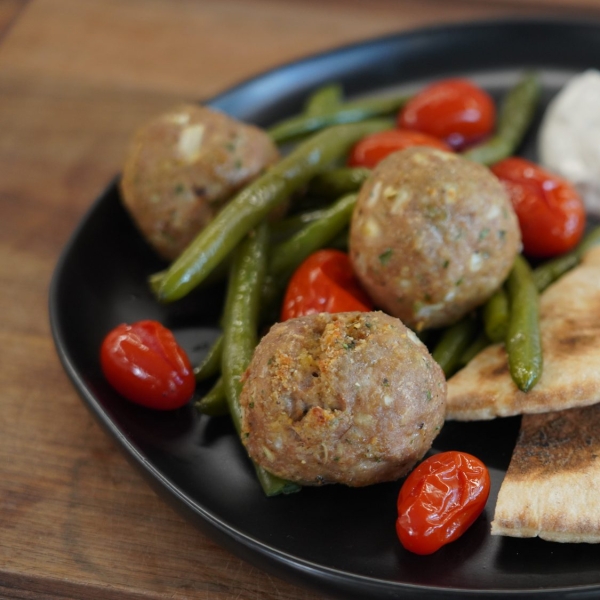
[578,225,600,256]
[532,252,579,294]
[482,286,510,343]
[195,377,228,416]
[150,252,232,294]
[532,225,600,292]
[304,84,343,116]
[307,167,371,199]
[432,314,479,378]
[221,223,300,496]
[258,193,356,322]
[269,193,357,276]
[268,95,408,144]
[463,72,541,166]
[193,334,223,382]
[327,227,349,251]
[458,331,491,369]
[269,208,330,242]
[505,255,542,392]
[153,119,392,303]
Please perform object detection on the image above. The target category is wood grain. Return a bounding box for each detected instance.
[1,0,599,599]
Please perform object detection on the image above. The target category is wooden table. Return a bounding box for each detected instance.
[2,1,599,598]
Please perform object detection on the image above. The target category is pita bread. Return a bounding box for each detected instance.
[491,403,600,542]
[446,245,600,421]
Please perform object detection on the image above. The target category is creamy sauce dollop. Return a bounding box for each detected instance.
[539,69,600,217]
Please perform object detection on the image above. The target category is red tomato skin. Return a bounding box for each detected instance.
[491,157,586,258]
[100,320,195,410]
[396,451,490,555]
[281,249,373,321]
[398,79,496,150]
[347,129,452,168]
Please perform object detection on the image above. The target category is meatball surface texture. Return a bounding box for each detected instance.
[120,104,279,260]
[240,311,446,487]
[350,147,521,330]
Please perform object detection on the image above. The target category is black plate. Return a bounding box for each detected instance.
[50,19,600,600]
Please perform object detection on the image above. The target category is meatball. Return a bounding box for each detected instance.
[120,104,279,260]
[239,311,446,487]
[349,147,521,330]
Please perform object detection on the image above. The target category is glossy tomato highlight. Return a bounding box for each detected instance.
[398,79,495,150]
[100,320,195,410]
[396,451,490,555]
[491,157,586,257]
[281,249,373,321]
[347,129,452,168]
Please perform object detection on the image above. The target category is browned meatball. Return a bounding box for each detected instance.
[349,147,521,330]
[120,104,279,260]
[239,311,446,487]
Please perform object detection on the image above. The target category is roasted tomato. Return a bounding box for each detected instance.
[100,320,195,410]
[281,249,373,321]
[491,157,586,257]
[396,451,490,555]
[347,129,452,168]
[398,79,496,150]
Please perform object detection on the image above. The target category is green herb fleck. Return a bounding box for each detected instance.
[249,402,255,409]
[455,277,463,287]
[498,230,506,241]
[174,183,185,194]
[343,340,357,350]
[442,259,450,269]
[378,248,393,266]
[426,390,432,401]
[382,378,389,386]
[479,228,490,240]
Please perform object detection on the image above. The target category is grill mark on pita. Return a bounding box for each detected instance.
[507,405,600,481]
[490,362,510,377]
[556,333,598,352]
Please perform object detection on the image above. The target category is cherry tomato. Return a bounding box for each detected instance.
[100,320,195,410]
[396,451,490,555]
[491,157,586,258]
[347,129,452,168]
[281,249,373,321]
[398,79,496,150]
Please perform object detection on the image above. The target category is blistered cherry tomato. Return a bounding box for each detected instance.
[100,320,195,410]
[396,451,490,555]
[347,129,452,168]
[281,249,373,321]
[398,79,496,150]
[491,157,586,258]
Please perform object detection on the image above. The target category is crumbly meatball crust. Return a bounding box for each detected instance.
[350,147,521,330]
[120,104,279,260]
[240,311,446,487]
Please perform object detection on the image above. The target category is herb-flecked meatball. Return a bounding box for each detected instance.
[349,147,521,330]
[120,104,279,260]
[239,311,446,487]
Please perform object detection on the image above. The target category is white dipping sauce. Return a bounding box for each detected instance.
[539,69,600,217]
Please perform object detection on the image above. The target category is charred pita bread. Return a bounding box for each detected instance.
[491,403,600,542]
[446,245,600,421]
